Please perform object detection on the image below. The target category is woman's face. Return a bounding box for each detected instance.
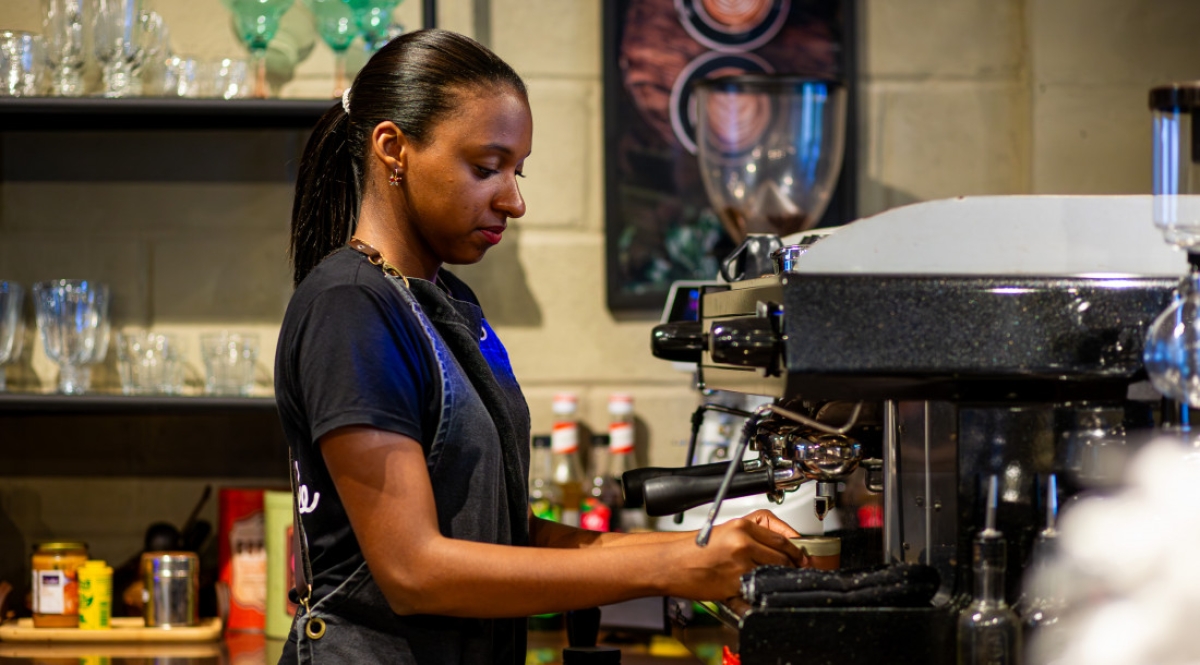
[400,86,532,269]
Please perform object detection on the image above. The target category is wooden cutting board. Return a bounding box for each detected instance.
[0,617,223,643]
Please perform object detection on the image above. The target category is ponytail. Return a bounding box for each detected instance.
[289,103,361,287]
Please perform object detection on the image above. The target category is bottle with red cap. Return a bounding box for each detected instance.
[608,393,645,531]
[551,393,585,527]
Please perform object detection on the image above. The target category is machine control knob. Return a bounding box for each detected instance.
[709,316,781,369]
[650,321,707,363]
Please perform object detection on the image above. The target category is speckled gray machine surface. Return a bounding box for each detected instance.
[756,274,1178,400]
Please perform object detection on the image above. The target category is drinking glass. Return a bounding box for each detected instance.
[32,280,110,395]
[200,332,258,396]
[341,0,401,52]
[303,0,356,96]
[0,31,47,97]
[90,0,146,98]
[0,282,24,392]
[220,0,295,99]
[42,0,87,96]
[211,57,249,99]
[117,329,184,395]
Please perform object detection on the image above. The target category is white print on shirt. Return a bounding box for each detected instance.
[294,460,321,514]
[298,484,321,514]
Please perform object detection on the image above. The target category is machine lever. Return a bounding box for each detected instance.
[641,469,774,517]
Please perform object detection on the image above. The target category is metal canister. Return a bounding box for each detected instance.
[31,541,89,628]
[141,551,199,628]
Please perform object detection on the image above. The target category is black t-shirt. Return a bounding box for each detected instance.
[274,248,525,662]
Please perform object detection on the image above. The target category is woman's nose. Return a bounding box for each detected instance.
[494,177,526,219]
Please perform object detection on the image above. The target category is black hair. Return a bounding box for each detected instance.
[289,29,528,286]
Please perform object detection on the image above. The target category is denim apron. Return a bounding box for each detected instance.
[283,268,531,664]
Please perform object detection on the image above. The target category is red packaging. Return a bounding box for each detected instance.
[219,488,267,632]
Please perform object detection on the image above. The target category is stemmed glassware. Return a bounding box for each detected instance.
[220,0,296,99]
[90,0,145,98]
[1144,82,1200,423]
[303,0,356,96]
[341,0,401,52]
[43,0,86,96]
[0,282,24,392]
[131,10,168,96]
[32,280,110,395]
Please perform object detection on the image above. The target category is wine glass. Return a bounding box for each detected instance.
[90,0,145,98]
[0,282,24,392]
[32,280,110,395]
[341,0,401,52]
[130,10,168,96]
[42,0,87,97]
[220,0,296,99]
[303,0,356,97]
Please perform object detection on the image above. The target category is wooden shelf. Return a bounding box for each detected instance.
[0,392,277,414]
[0,393,287,478]
[0,97,334,131]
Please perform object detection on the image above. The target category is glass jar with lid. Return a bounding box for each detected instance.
[31,541,89,627]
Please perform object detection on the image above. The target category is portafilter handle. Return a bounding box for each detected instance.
[640,466,774,517]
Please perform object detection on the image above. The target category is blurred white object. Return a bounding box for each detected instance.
[1027,435,1200,665]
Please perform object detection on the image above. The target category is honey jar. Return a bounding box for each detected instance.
[31,541,89,628]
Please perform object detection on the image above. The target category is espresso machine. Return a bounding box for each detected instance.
[621,77,1191,664]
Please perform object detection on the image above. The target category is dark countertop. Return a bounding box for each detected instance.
[0,629,709,664]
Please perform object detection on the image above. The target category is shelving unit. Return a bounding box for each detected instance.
[0,98,317,478]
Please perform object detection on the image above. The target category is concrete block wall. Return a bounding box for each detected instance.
[3,0,1200,569]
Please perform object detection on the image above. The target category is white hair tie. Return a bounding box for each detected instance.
[341,88,351,114]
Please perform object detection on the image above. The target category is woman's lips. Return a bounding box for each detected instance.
[479,227,505,245]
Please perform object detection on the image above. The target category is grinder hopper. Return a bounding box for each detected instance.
[694,75,846,243]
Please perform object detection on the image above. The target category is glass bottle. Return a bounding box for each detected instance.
[551,393,585,527]
[607,393,645,531]
[529,435,562,522]
[582,434,615,532]
[958,476,1022,665]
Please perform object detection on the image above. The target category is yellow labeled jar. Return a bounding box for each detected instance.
[78,560,113,630]
[31,541,89,628]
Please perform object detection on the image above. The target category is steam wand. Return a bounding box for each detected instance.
[695,401,863,547]
[673,403,756,525]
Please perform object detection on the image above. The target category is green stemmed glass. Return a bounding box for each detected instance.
[340,0,401,52]
[303,0,356,96]
[220,0,295,98]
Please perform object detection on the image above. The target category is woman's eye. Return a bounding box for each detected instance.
[515,171,526,179]
[475,166,499,177]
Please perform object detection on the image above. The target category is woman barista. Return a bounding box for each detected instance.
[275,29,806,663]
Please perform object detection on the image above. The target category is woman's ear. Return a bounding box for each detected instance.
[370,121,408,177]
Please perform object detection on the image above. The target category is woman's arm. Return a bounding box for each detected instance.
[529,510,802,550]
[322,425,806,619]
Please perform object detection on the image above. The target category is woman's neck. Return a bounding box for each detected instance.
[355,201,440,282]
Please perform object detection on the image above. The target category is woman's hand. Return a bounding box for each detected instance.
[662,515,808,601]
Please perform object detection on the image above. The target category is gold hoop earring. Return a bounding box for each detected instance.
[388,168,402,186]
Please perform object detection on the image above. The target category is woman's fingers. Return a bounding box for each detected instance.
[746,508,802,538]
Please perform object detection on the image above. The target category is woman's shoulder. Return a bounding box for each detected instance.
[283,248,417,330]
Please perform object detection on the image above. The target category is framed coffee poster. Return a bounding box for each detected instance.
[603,0,858,311]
